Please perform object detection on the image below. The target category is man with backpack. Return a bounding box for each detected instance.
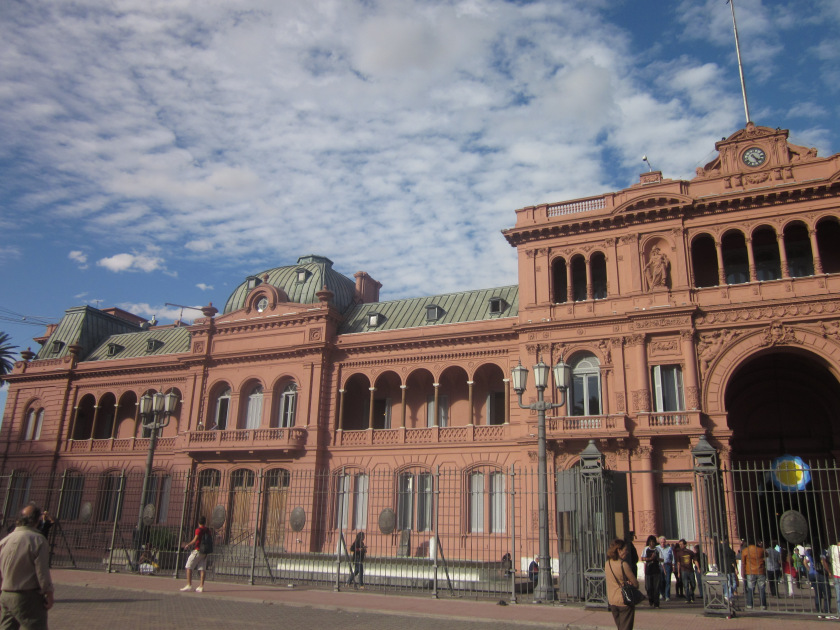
[180,515,211,593]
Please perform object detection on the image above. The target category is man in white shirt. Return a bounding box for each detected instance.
[657,536,675,602]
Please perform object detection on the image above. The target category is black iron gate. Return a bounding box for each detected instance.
[693,437,840,618]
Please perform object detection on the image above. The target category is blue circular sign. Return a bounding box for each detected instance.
[771,455,811,491]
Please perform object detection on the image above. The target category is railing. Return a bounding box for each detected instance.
[336,424,510,447]
[184,427,307,450]
[547,196,606,217]
[65,437,177,453]
[637,410,703,431]
[545,415,628,437]
[61,430,304,453]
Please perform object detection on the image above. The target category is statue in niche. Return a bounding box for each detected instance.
[644,246,670,290]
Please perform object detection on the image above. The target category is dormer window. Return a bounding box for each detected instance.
[295,268,310,283]
[50,341,64,355]
[426,304,443,322]
[488,297,507,314]
[146,339,163,352]
[107,343,124,357]
[368,312,383,327]
[246,275,262,290]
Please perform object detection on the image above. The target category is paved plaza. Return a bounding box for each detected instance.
[48,569,831,630]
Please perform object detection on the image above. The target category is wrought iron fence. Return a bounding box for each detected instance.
[0,464,607,602]
[695,455,840,618]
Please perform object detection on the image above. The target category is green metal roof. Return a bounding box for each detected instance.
[35,306,143,361]
[85,326,191,361]
[339,285,519,334]
[223,255,357,315]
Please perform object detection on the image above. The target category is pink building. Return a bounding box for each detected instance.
[3,123,840,607]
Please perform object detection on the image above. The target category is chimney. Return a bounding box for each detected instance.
[354,271,382,304]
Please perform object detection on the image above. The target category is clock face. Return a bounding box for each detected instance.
[742,147,767,167]
[256,297,268,312]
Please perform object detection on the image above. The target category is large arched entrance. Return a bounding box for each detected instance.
[725,349,840,460]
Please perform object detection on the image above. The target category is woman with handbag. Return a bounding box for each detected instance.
[606,538,640,630]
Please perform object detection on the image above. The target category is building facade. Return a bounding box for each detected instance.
[3,123,840,598]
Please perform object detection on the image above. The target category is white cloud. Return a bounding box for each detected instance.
[68,250,88,268]
[196,283,214,291]
[97,252,165,273]
[116,302,199,324]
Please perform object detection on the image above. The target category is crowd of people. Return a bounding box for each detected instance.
[606,533,840,629]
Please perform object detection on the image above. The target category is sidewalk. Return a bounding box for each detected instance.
[51,569,830,629]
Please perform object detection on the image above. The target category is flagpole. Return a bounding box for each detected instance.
[728,0,751,124]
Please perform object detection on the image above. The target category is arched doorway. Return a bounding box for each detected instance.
[725,350,840,460]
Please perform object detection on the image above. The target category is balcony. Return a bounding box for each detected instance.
[65,437,177,454]
[635,410,704,435]
[183,427,307,453]
[59,428,307,455]
[546,415,629,439]
[335,424,509,447]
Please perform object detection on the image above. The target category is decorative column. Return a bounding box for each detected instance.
[681,330,700,410]
[503,378,510,424]
[777,233,790,278]
[585,258,593,299]
[399,385,407,429]
[635,441,657,536]
[809,228,823,274]
[367,387,376,430]
[91,404,101,439]
[566,263,574,303]
[467,381,474,425]
[337,389,345,431]
[745,238,756,282]
[714,241,726,286]
[432,383,440,427]
[111,403,119,439]
[627,334,650,413]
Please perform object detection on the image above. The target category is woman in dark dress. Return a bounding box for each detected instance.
[640,534,662,608]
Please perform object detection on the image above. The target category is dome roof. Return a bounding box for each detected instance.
[223,255,357,314]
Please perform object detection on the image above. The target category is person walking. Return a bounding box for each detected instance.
[347,532,367,589]
[0,504,55,630]
[766,541,781,597]
[741,539,767,610]
[180,515,210,593]
[605,538,639,630]
[656,536,674,602]
[674,539,698,603]
[641,535,662,608]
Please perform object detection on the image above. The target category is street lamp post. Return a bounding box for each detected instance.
[512,354,570,602]
[134,390,179,569]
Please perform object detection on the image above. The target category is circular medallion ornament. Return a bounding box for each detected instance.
[79,502,93,524]
[771,455,811,492]
[378,508,396,535]
[289,507,306,532]
[742,146,766,167]
[211,505,227,529]
[779,510,809,545]
[142,504,156,526]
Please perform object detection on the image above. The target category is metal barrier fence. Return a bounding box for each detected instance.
[695,452,840,618]
[0,464,605,602]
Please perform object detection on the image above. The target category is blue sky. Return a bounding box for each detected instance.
[1,0,839,415]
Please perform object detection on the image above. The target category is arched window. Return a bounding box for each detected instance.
[690,234,719,288]
[278,383,297,428]
[591,252,607,300]
[570,353,601,416]
[212,387,231,430]
[59,471,85,520]
[571,256,587,301]
[397,470,432,532]
[245,385,263,430]
[784,222,814,277]
[467,468,506,534]
[22,408,44,441]
[722,231,749,284]
[334,470,369,530]
[752,226,782,281]
[552,257,568,304]
[97,472,123,522]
